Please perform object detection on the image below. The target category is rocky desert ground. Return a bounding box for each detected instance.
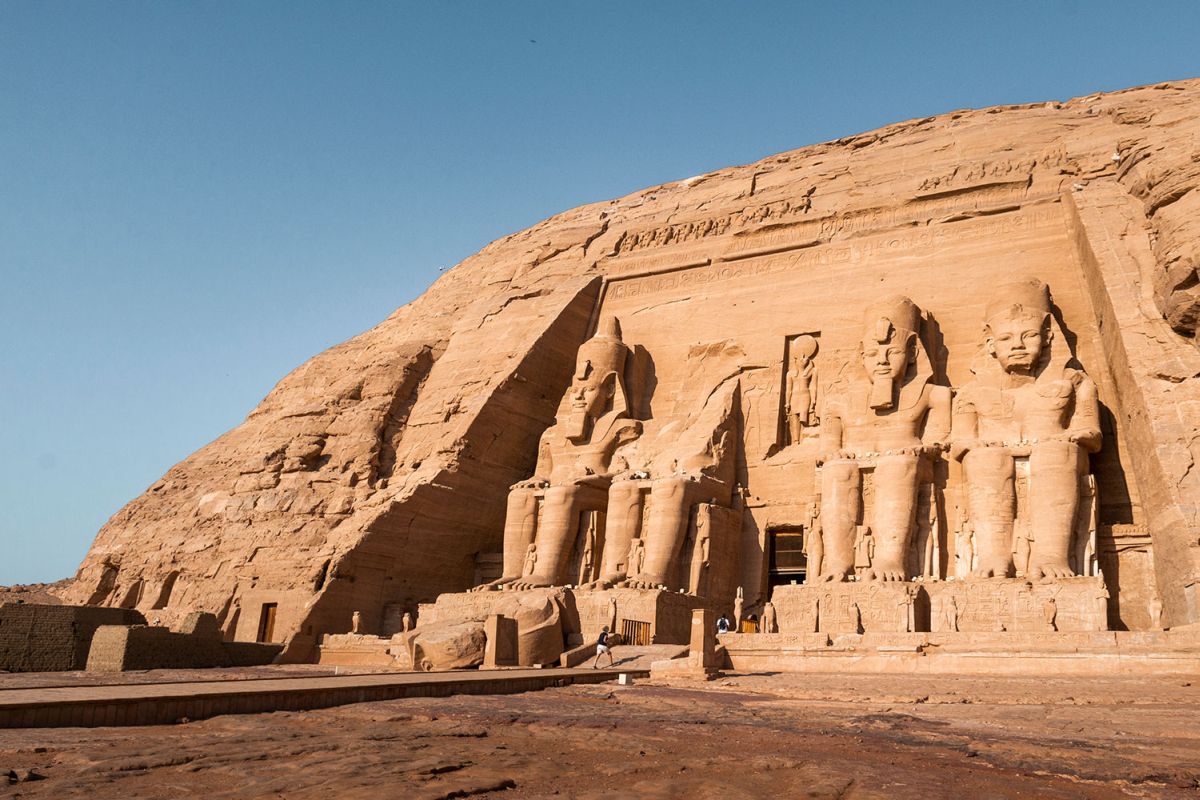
[2,669,1197,799]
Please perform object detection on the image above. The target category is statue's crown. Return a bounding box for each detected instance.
[985,278,1051,324]
[577,316,629,374]
[862,295,921,341]
[594,315,623,342]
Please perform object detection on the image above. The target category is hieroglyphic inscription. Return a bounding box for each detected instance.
[770,582,917,634]
[926,577,1107,633]
[605,206,1061,302]
[615,195,815,254]
[612,181,1039,262]
[917,145,1067,192]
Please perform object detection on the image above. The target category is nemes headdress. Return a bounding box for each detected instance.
[575,316,629,381]
[972,277,1073,381]
[863,295,921,344]
[985,279,1052,328]
[859,294,932,411]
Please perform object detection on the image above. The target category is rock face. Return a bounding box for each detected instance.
[64,79,1200,658]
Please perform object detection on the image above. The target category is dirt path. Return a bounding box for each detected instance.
[1,671,1196,798]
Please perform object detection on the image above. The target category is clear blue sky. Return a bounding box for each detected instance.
[3,2,1198,586]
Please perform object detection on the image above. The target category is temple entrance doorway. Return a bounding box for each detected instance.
[256,603,277,643]
[767,526,807,592]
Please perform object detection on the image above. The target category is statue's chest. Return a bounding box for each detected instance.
[843,396,928,432]
[974,382,1073,427]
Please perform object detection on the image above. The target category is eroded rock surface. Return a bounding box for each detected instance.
[62,79,1200,656]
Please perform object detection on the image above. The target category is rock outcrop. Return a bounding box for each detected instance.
[64,79,1200,657]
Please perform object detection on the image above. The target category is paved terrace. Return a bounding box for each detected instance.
[0,666,649,728]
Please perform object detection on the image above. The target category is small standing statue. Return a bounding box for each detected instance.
[1092,585,1110,631]
[1043,596,1058,632]
[804,502,824,581]
[733,586,745,631]
[627,538,645,576]
[786,334,820,444]
[761,601,778,634]
[849,601,863,634]
[1148,597,1164,630]
[607,595,618,634]
[943,595,960,632]
[579,515,598,585]
[351,610,362,634]
[853,526,875,578]
[402,611,414,632]
[955,519,975,579]
[896,591,913,633]
[522,543,538,577]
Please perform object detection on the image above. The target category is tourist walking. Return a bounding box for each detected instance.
[592,626,615,668]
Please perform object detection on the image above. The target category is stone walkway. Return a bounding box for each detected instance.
[0,666,649,728]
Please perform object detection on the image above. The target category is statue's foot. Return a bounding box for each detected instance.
[509,577,555,590]
[584,574,622,590]
[579,579,614,590]
[1030,563,1076,581]
[470,576,517,592]
[817,567,852,583]
[624,576,667,590]
[969,562,1010,579]
[866,568,907,582]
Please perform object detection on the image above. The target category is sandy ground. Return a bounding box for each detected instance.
[1,669,1197,799]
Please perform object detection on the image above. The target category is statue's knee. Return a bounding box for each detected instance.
[877,454,918,482]
[609,481,640,504]
[965,448,1010,473]
[507,488,536,512]
[651,476,688,500]
[544,485,573,508]
[1031,440,1079,471]
[823,462,858,487]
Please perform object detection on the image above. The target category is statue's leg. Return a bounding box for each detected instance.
[963,448,1015,578]
[517,484,604,588]
[628,476,692,589]
[817,460,859,582]
[868,453,921,581]
[592,480,643,588]
[1028,440,1082,580]
[473,487,536,591]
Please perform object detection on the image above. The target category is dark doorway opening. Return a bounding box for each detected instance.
[256,603,278,643]
[768,527,807,593]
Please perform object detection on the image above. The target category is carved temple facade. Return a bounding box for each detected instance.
[63,81,1200,661]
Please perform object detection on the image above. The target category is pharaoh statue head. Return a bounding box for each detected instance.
[983,279,1053,375]
[860,295,921,410]
[565,316,630,442]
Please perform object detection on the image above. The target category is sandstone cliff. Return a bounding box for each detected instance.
[64,79,1200,655]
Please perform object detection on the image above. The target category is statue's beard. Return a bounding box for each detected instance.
[868,375,895,410]
[566,411,592,443]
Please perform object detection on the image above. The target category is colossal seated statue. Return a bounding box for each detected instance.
[817,295,951,582]
[610,380,739,591]
[474,317,643,591]
[950,279,1101,581]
